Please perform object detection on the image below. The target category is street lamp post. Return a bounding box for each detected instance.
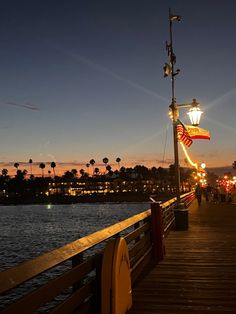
[165,9,203,227]
[167,8,182,205]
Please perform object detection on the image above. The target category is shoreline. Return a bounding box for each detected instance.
[0,192,172,206]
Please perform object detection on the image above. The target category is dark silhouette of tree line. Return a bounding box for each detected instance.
[9,157,122,179]
[0,157,196,204]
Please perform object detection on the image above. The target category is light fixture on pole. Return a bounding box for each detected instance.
[164,9,203,212]
[169,98,203,202]
[187,99,203,126]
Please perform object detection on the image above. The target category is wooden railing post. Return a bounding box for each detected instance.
[134,222,140,243]
[72,252,83,292]
[151,202,165,263]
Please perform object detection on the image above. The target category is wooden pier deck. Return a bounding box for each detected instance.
[128,200,236,313]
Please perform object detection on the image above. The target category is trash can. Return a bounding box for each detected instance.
[174,203,188,230]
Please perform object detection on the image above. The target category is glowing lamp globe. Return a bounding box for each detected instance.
[187,107,203,126]
[201,162,206,169]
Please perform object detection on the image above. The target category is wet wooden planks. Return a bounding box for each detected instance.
[128,200,236,313]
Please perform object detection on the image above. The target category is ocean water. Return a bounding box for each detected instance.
[0,202,150,272]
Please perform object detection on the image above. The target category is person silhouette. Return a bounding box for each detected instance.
[195,184,202,206]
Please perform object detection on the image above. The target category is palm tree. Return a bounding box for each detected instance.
[39,163,46,177]
[1,168,9,195]
[51,162,56,177]
[106,165,113,178]
[102,157,109,174]
[94,167,100,176]
[2,168,8,177]
[15,169,24,180]
[29,159,33,176]
[86,163,90,176]
[106,165,112,172]
[233,161,236,169]
[89,159,95,175]
[71,169,78,178]
[14,162,19,173]
[22,169,28,178]
[116,157,121,170]
[80,169,85,177]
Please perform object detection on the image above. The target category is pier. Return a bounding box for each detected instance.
[1,192,236,313]
[129,199,236,313]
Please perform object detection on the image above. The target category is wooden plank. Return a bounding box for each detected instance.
[50,281,93,314]
[0,257,97,313]
[129,233,151,260]
[129,200,236,313]
[74,297,92,314]
[131,248,153,285]
[125,222,150,244]
[130,243,152,273]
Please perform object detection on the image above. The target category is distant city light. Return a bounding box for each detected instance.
[201,162,206,169]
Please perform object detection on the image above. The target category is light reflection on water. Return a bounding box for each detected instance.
[0,202,149,271]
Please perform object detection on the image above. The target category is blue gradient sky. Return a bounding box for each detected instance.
[0,0,236,174]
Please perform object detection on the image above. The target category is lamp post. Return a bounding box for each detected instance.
[165,9,203,206]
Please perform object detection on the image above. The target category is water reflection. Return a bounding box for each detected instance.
[0,202,149,271]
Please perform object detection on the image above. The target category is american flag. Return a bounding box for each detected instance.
[176,120,193,147]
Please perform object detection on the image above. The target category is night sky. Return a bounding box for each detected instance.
[1,0,236,175]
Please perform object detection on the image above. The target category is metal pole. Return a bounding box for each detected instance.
[169,8,181,204]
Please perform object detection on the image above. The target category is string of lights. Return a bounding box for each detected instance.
[179,142,198,170]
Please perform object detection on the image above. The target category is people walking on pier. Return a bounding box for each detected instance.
[230,185,236,204]
[205,184,212,202]
[219,185,226,202]
[213,187,219,203]
[195,184,202,206]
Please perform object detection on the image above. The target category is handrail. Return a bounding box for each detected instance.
[0,210,151,294]
[0,191,195,313]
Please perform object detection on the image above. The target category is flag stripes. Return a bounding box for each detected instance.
[176,122,193,147]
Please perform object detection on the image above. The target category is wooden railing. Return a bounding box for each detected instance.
[0,191,195,313]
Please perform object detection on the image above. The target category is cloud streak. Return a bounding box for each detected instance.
[5,102,40,111]
[51,43,169,103]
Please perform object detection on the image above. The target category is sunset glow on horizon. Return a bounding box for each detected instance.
[0,1,236,173]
